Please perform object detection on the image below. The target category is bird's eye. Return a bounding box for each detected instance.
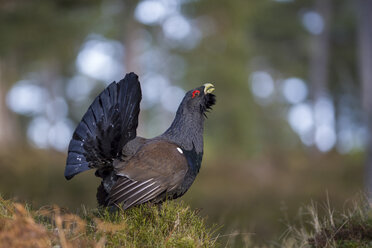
[192,90,200,98]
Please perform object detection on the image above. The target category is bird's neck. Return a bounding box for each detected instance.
[161,108,204,153]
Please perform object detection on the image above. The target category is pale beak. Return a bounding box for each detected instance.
[204,83,215,94]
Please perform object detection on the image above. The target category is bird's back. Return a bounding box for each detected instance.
[107,140,189,208]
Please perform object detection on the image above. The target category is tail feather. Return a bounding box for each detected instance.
[65,72,142,180]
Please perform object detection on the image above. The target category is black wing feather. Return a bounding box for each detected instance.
[65,73,142,180]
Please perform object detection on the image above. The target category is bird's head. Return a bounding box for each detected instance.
[164,83,215,148]
[180,83,216,116]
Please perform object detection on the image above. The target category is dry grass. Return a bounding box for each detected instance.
[280,195,372,248]
[0,202,50,248]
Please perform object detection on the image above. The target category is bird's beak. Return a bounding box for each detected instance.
[204,83,215,94]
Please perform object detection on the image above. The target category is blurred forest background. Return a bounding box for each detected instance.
[0,0,371,246]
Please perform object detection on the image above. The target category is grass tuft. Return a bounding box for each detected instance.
[0,196,218,248]
[281,195,372,248]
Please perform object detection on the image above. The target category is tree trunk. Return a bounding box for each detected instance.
[357,0,372,203]
[0,60,19,150]
[308,0,332,155]
[310,0,331,100]
[309,0,332,100]
[124,19,141,74]
[122,3,145,135]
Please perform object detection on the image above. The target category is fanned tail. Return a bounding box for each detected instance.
[65,72,142,180]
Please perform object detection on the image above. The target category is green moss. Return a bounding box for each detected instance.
[95,201,218,247]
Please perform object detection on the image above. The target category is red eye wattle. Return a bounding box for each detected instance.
[192,90,200,98]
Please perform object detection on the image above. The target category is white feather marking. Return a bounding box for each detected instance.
[114,178,134,190]
[111,178,153,200]
[177,147,183,154]
[125,182,157,200]
[110,180,137,197]
[140,187,162,203]
[111,178,153,197]
[125,185,161,208]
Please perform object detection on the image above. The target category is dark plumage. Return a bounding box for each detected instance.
[65,72,215,209]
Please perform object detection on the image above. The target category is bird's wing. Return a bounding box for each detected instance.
[107,140,189,209]
[65,73,142,180]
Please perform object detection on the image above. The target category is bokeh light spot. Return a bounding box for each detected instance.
[6,81,48,116]
[135,0,167,25]
[288,103,314,134]
[27,117,51,149]
[314,97,334,126]
[27,117,73,151]
[48,120,74,152]
[141,73,170,109]
[282,77,308,104]
[76,36,124,82]
[163,15,191,40]
[302,11,324,35]
[315,125,336,152]
[250,71,274,99]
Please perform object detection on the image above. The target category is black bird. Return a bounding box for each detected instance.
[64,72,215,209]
